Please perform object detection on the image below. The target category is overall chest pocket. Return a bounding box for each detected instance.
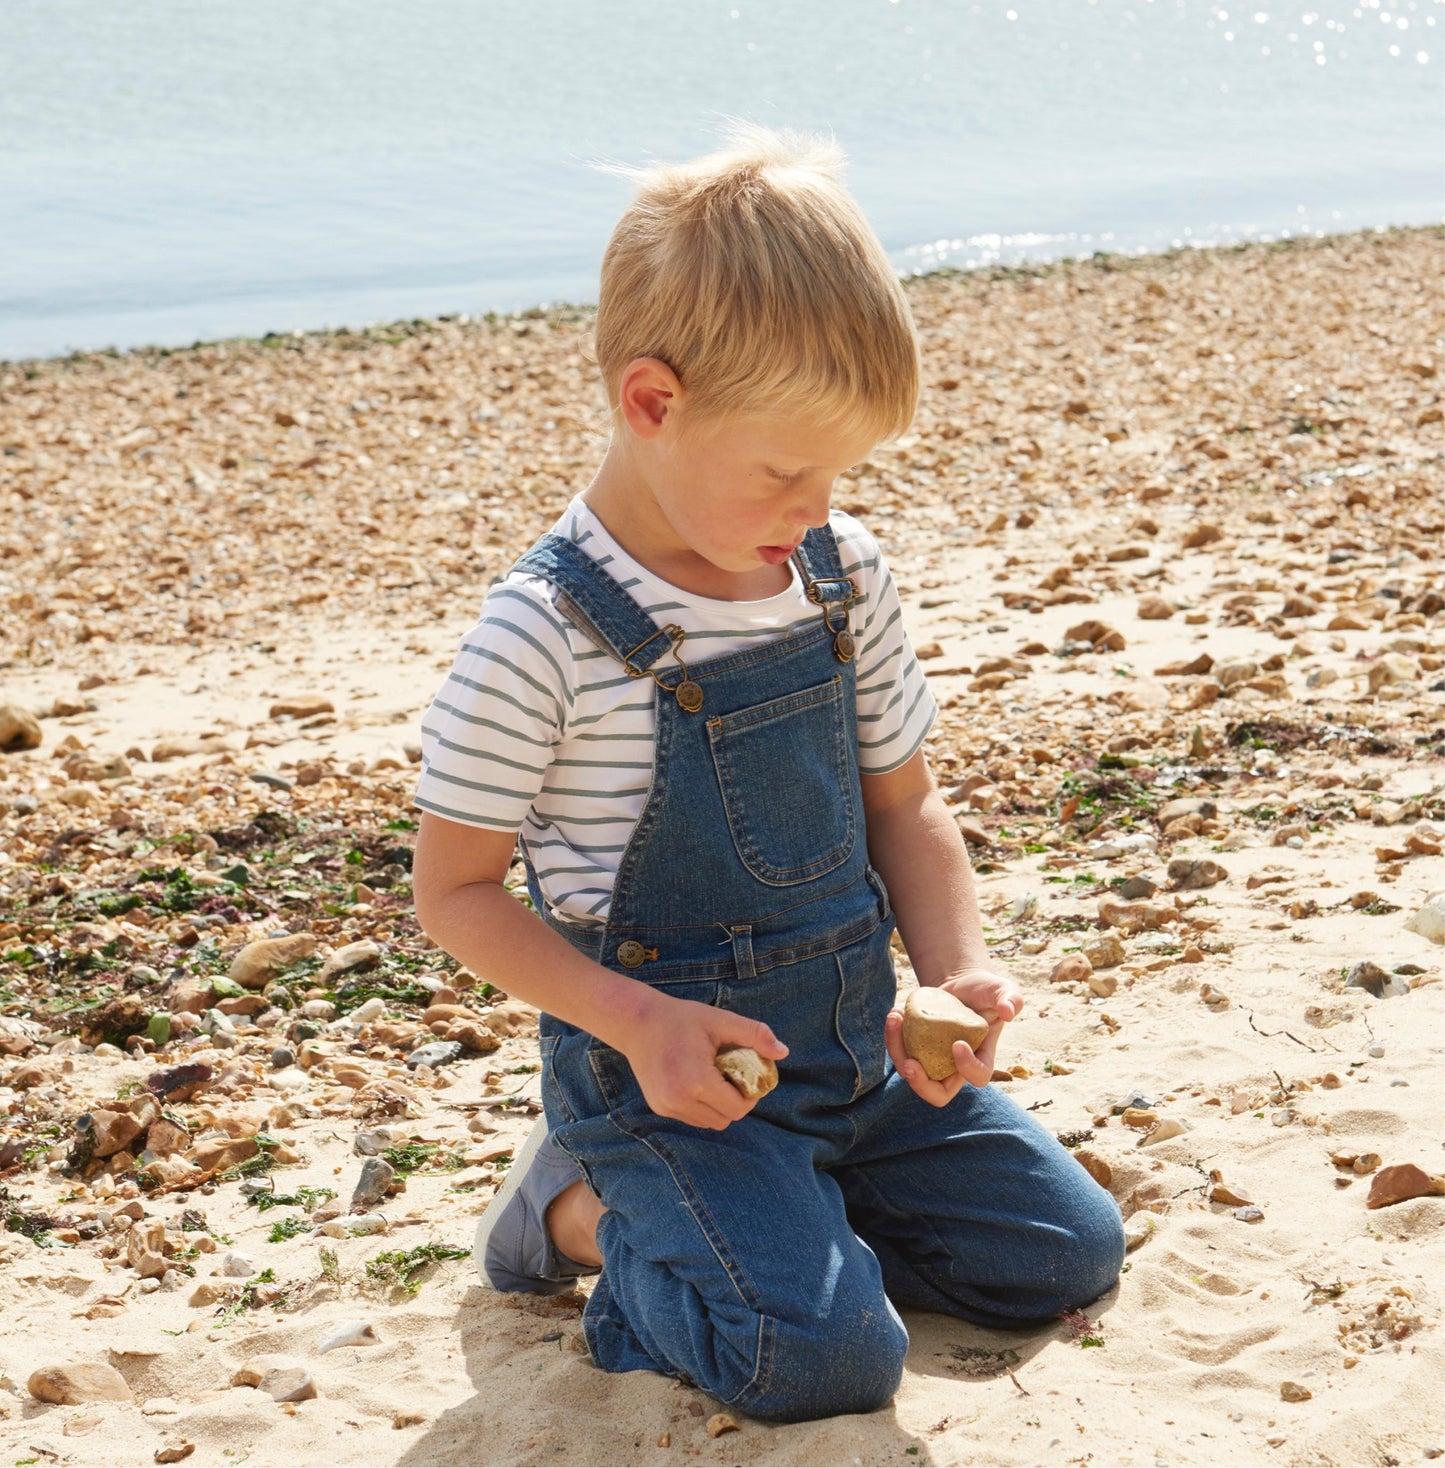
[707,675,856,886]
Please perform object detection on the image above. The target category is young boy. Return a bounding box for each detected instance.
[411,125,1124,1425]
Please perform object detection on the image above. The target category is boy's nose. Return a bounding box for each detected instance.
[793,481,833,529]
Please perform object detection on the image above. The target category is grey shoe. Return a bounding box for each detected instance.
[473,1119,601,1294]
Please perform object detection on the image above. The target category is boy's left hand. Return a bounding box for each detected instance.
[884,969,1025,1105]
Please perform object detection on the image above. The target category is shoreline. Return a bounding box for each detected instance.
[6,223,1440,372]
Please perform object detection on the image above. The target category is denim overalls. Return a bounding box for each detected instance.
[512,525,1124,1423]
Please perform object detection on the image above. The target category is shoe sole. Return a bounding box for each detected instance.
[472,1114,551,1287]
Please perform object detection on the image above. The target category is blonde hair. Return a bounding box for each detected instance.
[595,124,919,440]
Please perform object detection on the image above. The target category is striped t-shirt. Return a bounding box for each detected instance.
[413,497,935,926]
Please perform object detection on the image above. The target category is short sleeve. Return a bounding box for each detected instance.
[833,515,937,775]
[412,578,573,831]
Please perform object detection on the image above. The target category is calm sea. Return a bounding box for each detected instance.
[2,0,1441,361]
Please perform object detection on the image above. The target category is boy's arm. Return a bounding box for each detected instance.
[860,750,1024,1103]
[411,812,787,1129]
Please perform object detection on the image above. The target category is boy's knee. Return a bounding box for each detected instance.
[1041,1191,1127,1318]
[738,1301,908,1423]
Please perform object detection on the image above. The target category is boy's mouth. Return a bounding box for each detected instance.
[757,542,802,565]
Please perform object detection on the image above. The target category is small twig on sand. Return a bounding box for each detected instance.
[1247,1011,1321,1052]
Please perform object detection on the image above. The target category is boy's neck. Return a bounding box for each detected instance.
[581,443,791,602]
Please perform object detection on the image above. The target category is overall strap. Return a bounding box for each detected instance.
[792,524,859,611]
[511,533,678,674]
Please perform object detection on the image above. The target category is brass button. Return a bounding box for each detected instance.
[833,629,856,663]
[676,679,704,713]
[617,940,647,968]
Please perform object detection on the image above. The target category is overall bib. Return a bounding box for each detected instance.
[511,525,1125,1423]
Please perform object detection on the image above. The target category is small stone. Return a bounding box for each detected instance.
[220,1250,258,1278]
[1083,933,1126,969]
[189,1281,233,1308]
[250,771,293,791]
[1087,972,1118,998]
[1049,953,1093,985]
[1344,962,1408,999]
[28,1363,134,1404]
[316,1320,381,1354]
[1279,1381,1312,1403]
[351,1157,397,1210]
[1167,858,1228,891]
[269,696,335,720]
[317,940,383,982]
[1404,892,1445,946]
[271,1046,296,1069]
[1122,1213,1156,1251]
[1233,1206,1265,1222]
[1209,1183,1252,1206]
[1121,1107,1158,1130]
[1137,594,1175,620]
[154,1441,195,1464]
[1367,1163,1445,1209]
[235,1357,318,1403]
[955,814,990,846]
[1367,653,1418,694]
[1200,984,1230,1011]
[1351,1153,1381,1175]
[706,1413,740,1439]
[0,704,44,752]
[1214,657,1259,688]
[1139,1117,1187,1146]
[393,1410,427,1429]
[83,1108,145,1159]
[1097,896,1174,933]
[407,1040,465,1070]
[1157,796,1217,827]
[1072,1149,1112,1188]
[229,934,317,990]
[1182,523,1224,549]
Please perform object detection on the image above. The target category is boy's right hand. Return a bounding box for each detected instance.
[621,994,788,1131]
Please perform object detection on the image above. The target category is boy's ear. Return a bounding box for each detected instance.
[617,358,684,439]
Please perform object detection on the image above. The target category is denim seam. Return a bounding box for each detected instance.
[588,1063,765,1319]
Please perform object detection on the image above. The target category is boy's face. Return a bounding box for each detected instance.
[650,410,880,584]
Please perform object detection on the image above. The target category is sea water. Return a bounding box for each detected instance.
[1,0,1440,360]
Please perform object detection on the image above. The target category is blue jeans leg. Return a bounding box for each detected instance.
[554,1063,908,1423]
[834,1070,1126,1328]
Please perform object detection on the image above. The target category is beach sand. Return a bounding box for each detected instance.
[1,226,1443,1466]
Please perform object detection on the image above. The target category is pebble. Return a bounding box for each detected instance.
[229,933,318,990]
[1233,1206,1265,1223]
[271,1046,296,1069]
[1279,1381,1312,1403]
[0,703,43,752]
[1167,858,1228,891]
[219,1250,258,1278]
[311,1213,389,1237]
[28,1362,134,1404]
[317,940,385,983]
[154,1441,195,1464]
[234,1356,318,1402]
[348,995,388,1024]
[316,1320,382,1354]
[1084,933,1126,970]
[1344,962,1408,999]
[1366,1163,1445,1210]
[1367,1044,1385,1058]
[407,1040,465,1070]
[351,1156,397,1210]
[13,793,39,814]
[1049,953,1093,985]
[1404,892,1445,946]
